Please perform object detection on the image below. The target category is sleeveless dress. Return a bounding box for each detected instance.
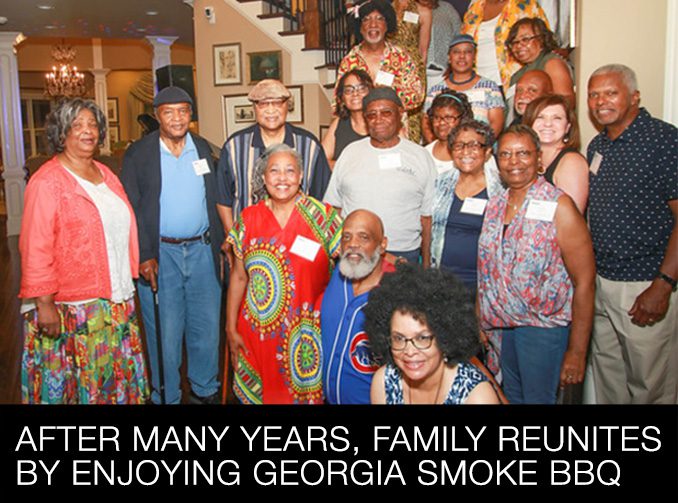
[333,116,367,161]
[542,147,578,186]
[384,361,487,404]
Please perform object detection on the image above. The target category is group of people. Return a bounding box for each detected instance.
[18,0,677,406]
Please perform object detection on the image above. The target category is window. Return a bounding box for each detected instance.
[21,96,52,158]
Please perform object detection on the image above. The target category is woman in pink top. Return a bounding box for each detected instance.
[19,99,148,404]
[477,124,594,404]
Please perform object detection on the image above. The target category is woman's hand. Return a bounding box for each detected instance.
[559,348,586,388]
[36,296,60,338]
[226,328,248,371]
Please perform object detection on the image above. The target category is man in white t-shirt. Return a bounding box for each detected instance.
[324,87,437,266]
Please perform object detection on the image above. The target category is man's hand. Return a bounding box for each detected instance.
[140,259,159,291]
[628,279,672,326]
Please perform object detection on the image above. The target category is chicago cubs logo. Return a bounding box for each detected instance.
[349,332,379,374]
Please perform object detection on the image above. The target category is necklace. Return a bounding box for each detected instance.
[450,72,476,86]
[406,365,446,405]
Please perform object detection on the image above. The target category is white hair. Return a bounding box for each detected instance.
[590,64,638,93]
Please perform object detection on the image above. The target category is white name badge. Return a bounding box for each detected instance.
[590,152,603,175]
[525,199,558,222]
[290,235,321,262]
[505,84,516,101]
[464,89,484,103]
[378,153,402,170]
[192,159,210,176]
[460,197,488,215]
[375,70,395,87]
[403,11,419,23]
[436,164,453,175]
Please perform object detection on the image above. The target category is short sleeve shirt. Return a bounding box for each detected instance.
[587,108,678,281]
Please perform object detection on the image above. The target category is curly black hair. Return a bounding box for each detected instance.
[334,68,374,118]
[426,89,473,120]
[355,0,398,42]
[505,17,558,56]
[363,263,480,367]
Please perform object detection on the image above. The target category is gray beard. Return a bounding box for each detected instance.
[339,247,382,280]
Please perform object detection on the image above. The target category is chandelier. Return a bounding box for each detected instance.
[44,44,86,98]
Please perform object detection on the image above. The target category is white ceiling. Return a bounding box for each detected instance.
[0,0,195,45]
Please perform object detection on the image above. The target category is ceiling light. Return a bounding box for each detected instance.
[37,4,54,10]
[45,24,57,29]
[146,10,159,15]
[0,16,8,25]
[137,28,146,32]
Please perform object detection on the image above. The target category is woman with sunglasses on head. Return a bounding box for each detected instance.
[366,263,500,405]
[322,69,374,168]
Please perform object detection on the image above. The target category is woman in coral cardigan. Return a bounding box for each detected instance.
[19,98,149,404]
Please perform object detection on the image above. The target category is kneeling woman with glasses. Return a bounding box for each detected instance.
[365,264,500,405]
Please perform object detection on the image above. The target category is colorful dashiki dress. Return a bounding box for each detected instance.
[227,195,342,404]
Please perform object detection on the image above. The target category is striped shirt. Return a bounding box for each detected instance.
[216,123,331,221]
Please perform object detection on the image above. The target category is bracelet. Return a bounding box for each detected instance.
[657,271,677,290]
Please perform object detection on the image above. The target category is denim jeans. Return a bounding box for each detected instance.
[501,325,570,404]
[388,249,421,264]
[138,240,222,404]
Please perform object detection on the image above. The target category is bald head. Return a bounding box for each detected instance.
[515,70,553,115]
[339,210,388,281]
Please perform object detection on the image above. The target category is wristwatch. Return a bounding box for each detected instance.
[657,271,677,291]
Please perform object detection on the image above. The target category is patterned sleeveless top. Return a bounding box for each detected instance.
[384,361,487,404]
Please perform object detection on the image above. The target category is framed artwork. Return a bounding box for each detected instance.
[106,98,118,123]
[287,85,303,124]
[109,125,120,144]
[248,50,282,83]
[319,125,330,141]
[213,43,242,86]
[223,94,256,137]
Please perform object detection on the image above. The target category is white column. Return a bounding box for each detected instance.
[90,68,111,153]
[0,32,26,237]
[145,36,178,91]
[664,0,678,125]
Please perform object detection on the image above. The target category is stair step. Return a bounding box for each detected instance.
[236,0,262,3]
[324,83,335,89]
[301,46,325,51]
[279,29,305,37]
[314,63,338,70]
[258,12,293,20]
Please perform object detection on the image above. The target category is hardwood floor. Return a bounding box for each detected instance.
[0,216,22,404]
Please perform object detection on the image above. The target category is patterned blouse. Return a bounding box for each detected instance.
[461,0,549,89]
[384,361,487,404]
[425,77,505,125]
[477,176,573,330]
[337,41,424,112]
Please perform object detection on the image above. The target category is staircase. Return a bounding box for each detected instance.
[230,0,352,99]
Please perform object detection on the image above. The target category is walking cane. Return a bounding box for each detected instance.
[153,289,167,405]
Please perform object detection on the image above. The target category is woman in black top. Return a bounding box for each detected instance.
[523,94,588,213]
[322,69,374,167]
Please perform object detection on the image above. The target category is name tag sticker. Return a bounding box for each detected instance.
[192,159,210,176]
[590,152,603,175]
[403,11,419,23]
[436,164,453,175]
[464,89,484,103]
[505,84,516,101]
[378,153,402,170]
[290,235,321,262]
[525,200,558,222]
[460,197,488,215]
[375,70,395,87]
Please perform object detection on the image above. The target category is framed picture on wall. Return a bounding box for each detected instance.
[319,125,330,141]
[106,98,118,123]
[223,94,256,137]
[213,43,242,86]
[109,125,120,144]
[287,85,303,124]
[248,50,282,83]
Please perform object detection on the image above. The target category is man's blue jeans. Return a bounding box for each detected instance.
[138,240,222,404]
[501,325,570,404]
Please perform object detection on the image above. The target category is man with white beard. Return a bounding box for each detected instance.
[321,209,395,404]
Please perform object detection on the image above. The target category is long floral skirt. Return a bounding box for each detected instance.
[21,298,149,404]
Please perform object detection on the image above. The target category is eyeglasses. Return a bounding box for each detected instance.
[254,98,288,109]
[498,149,535,160]
[343,84,370,96]
[431,113,462,124]
[390,334,435,351]
[509,35,540,48]
[451,140,486,152]
[361,14,386,25]
[365,108,396,120]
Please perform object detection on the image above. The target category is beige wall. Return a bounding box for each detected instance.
[107,70,152,142]
[193,0,330,146]
[575,0,669,148]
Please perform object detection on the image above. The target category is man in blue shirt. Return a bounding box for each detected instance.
[122,87,224,404]
[586,64,678,404]
[321,209,394,404]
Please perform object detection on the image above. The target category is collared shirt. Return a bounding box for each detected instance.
[587,108,678,281]
[159,134,209,238]
[216,123,331,222]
